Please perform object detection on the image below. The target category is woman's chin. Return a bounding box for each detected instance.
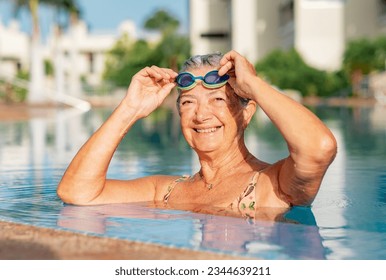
[192,143,222,154]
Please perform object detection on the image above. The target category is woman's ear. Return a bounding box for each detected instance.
[243,100,256,128]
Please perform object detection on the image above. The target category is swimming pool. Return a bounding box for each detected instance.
[0,104,385,259]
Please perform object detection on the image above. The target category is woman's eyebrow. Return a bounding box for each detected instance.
[208,90,222,94]
[180,91,225,99]
[179,94,197,99]
[207,90,227,97]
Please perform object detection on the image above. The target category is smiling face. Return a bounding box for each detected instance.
[178,67,248,154]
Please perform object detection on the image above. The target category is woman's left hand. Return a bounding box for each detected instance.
[122,66,178,119]
[218,50,258,100]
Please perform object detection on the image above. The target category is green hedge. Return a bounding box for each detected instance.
[255,49,349,97]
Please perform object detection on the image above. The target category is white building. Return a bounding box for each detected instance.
[296,0,386,70]
[0,19,29,77]
[44,20,139,89]
[0,18,138,99]
[189,0,386,71]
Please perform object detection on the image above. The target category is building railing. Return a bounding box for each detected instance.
[0,72,91,111]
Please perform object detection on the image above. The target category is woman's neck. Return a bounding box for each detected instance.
[197,142,254,183]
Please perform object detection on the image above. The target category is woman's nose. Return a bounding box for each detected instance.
[194,100,212,122]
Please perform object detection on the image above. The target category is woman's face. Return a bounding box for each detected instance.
[178,66,247,154]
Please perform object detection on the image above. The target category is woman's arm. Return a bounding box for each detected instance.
[219,50,337,206]
[57,66,178,205]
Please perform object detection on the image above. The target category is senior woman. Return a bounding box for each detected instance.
[57,50,337,218]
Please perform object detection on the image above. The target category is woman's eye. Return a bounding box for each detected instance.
[215,97,225,102]
[181,100,193,105]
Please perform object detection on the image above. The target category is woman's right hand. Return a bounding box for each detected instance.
[121,66,178,119]
[218,50,258,101]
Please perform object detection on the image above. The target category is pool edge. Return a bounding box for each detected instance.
[0,220,252,260]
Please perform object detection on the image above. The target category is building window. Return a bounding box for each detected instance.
[88,52,94,74]
[379,0,386,18]
[304,0,345,2]
[16,61,22,72]
[279,0,294,27]
[200,32,229,39]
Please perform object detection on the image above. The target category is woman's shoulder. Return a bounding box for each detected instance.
[249,157,271,173]
[150,174,184,187]
[152,174,190,201]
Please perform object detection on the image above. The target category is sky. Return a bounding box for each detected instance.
[0,0,189,37]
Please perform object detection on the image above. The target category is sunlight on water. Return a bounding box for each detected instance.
[0,105,385,259]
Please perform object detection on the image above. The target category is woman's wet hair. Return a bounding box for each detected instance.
[177,52,249,109]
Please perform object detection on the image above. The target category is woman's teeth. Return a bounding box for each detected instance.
[195,126,221,133]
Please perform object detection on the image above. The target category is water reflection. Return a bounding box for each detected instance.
[57,202,326,259]
[0,104,385,259]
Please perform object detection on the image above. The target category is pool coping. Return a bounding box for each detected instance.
[0,220,250,260]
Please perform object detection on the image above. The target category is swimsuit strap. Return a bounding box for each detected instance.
[163,175,190,203]
[229,171,261,218]
[240,171,260,200]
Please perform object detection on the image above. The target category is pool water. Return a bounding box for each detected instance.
[0,105,385,259]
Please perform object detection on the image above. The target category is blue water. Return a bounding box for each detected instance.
[0,105,385,259]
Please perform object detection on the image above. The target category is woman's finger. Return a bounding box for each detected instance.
[218,61,233,76]
[220,50,238,64]
[160,67,178,76]
[160,68,178,82]
[157,82,176,102]
[150,65,169,81]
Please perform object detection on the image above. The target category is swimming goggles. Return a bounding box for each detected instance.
[176,70,229,90]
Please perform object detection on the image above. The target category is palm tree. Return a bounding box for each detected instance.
[28,0,45,103]
[45,0,82,99]
[48,0,81,28]
[6,0,81,103]
[144,10,190,142]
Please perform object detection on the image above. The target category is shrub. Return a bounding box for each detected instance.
[255,49,348,97]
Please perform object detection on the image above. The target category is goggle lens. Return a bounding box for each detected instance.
[176,70,229,90]
[177,74,195,87]
[205,71,226,83]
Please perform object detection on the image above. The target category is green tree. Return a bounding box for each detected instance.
[103,35,156,88]
[144,10,179,33]
[144,9,190,71]
[373,36,386,71]
[9,0,81,29]
[343,38,377,75]
[255,49,347,97]
[342,36,386,95]
[103,9,190,88]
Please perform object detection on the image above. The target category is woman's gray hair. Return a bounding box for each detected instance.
[177,52,249,109]
[180,52,223,72]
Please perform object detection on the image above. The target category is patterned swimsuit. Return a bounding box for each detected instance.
[163,172,261,218]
